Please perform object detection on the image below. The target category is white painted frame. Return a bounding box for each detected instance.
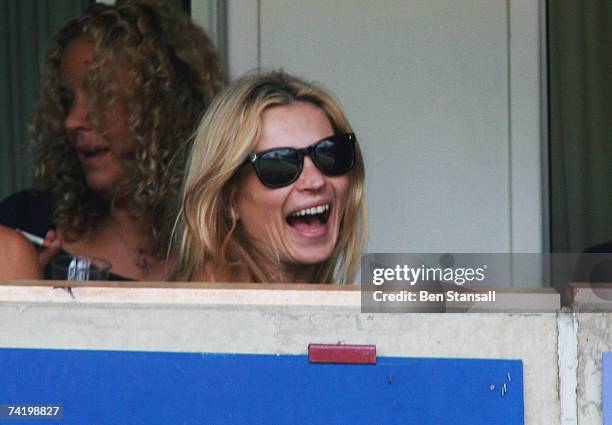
[203,0,548,256]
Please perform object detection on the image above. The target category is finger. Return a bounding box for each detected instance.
[38,239,62,268]
[45,229,57,243]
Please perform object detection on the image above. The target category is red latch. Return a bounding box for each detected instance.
[308,343,376,364]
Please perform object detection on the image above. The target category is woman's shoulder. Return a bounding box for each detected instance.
[0,190,54,236]
[0,224,33,247]
[170,261,214,283]
[0,225,42,279]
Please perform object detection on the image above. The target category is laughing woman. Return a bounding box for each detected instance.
[173,71,367,284]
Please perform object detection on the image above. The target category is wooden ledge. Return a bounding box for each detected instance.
[0,279,360,290]
[0,280,560,311]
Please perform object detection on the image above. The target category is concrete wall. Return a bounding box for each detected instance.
[5,284,612,423]
[0,284,562,423]
[575,313,612,424]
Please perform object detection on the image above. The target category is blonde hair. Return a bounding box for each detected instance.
[30,0,223,256]
[173,71,367,283]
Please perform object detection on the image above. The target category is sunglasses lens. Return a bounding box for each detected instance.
[249,134,356,188]
[256,148,300,187]
[313,135,355,175]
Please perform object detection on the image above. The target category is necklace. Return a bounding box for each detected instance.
[110,220,154,277]
[135,248,152,277]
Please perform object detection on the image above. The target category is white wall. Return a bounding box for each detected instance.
[221,0,545,256]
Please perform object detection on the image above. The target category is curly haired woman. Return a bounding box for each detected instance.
[0,0,223,280]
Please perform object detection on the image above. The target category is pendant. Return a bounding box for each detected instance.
[136,249,151,277]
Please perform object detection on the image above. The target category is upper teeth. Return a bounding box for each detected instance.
[291,204,330,217]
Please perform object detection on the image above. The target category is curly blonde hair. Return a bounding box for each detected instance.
[173,71,367,283]
[30,0,223,256]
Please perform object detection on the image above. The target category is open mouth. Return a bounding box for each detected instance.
[286,203,331,236]
[79,146,111,161]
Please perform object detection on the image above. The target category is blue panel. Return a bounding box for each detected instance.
[0,348,523,424]
[604,353,612,425]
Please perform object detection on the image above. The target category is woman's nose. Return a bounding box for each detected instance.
[295,156,325,191]
[64,98,91,133]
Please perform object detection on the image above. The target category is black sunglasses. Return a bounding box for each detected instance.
[243,133,356,188]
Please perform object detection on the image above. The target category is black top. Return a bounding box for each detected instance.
[0,190,54,237]
[0,190,131,281]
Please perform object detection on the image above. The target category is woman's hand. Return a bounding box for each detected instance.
[38,229,62,269]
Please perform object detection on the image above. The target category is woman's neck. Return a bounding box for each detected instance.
[247,243,320,284]
[274,262,318,284]
[106,208,153,249]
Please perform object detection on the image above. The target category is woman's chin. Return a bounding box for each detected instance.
[287,246,336,268]
[85,176,125,199]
